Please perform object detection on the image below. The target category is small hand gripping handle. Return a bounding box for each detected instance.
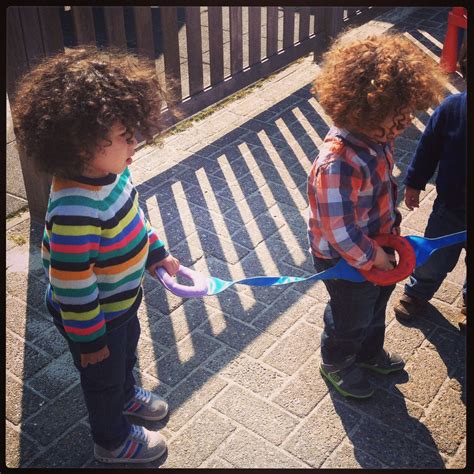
[156,265,209,297]
[359,234,416,286]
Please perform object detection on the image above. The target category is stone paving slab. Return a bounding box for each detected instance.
[5,6,467,469]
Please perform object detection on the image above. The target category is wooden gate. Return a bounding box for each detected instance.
[7,6,390,220]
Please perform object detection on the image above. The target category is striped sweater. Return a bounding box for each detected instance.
[42,168,168,353]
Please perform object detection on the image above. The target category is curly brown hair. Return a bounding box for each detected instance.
[311,31,448,138]
[12,46,167,179]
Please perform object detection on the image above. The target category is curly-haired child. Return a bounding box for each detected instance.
[394,35,467,330]
[13,47,180,463]
[307,31,447,398]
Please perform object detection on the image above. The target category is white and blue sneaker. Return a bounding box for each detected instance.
[123,386,169,421]
[94,424,166,464]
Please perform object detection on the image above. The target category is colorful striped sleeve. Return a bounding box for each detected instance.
[47,214,107,353]
[138,206,169,267]
[314,159,377,270]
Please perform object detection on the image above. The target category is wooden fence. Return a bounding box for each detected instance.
[7,6,391,220]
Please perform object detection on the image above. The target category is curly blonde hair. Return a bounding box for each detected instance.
[311,31,448,137]
[12,46,168,179]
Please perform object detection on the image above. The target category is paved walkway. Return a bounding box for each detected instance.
[6,7,466,469]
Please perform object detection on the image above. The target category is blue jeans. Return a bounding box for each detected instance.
[404,199,466,303]
[55,314,140,450]
[313,255,395,367]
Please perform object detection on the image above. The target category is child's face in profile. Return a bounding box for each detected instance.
[83,122,137,178]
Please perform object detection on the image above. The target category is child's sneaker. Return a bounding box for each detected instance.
[357,350,405,374]
[94,424,166,464]
[123,386,168,421]
[320,362,374,399]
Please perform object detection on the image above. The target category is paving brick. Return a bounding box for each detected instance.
[200,455,235,468]
[6,330,52,380]
[447,440,466,469]
[31,326,69,358]
[28,423,94,468]
[147,299,218,348]
[165,368,227,432]
[253,289,321,336]
[6,295,52,342]
[161,410,236,468]
[321,440,387,469]
[143,285,185,316]
[5,423,40,468]
[212,385,299,445]
[347,418,445,468]
[417,385,465,456]
[6,374,47,425]
[284,397,360,467]
[205,348,287,397]
[146,331,221,387]
[205,288,267,323]
[215,429,307,468]
[272,354,328,417]
[22,383,87,447]
[201,313,275,358]
[397,346,448,407]
[263,321,321,375]
[27,352,79,400]
[6,272,48,311]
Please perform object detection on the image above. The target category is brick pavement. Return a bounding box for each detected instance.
[5,7,466,469]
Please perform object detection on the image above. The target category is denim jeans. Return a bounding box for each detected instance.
[404,199,466,304]
[55,314,140,450]
[313,255,395,367]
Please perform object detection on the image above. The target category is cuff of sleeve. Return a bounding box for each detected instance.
[78,334,108,354]
[403,177,426,191]
[353,240,378,271]
[147,245,169,268]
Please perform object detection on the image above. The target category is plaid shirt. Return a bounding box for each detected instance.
[307,127,398,270]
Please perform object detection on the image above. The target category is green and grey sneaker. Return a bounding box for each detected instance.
[320,362,374,399]
[123,386,168,421]
[94,424,167,464]
[357,350,405,374]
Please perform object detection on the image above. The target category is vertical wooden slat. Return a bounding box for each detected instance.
[103,7,127,49]
[313,7,344,61]
[283,7,295,50]
[38,7,64,55]
[7,6,52,221]
[185,7,203,96]
[208,7,224,85]
[266,6,278,57]
[132,7,155,59]
[160,7,182,103]
[6,7,29,100]
[18,7,45,67]
[229,7,243,75]
[71,6,96,45]
[299,7,310,42]
[248,7,261,66]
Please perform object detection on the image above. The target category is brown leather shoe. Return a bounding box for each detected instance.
[394,294,428,321]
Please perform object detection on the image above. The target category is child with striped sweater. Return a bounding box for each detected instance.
[13,47,180,464]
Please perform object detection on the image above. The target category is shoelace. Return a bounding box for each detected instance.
[134,386,152,404]
[129,424,147,443]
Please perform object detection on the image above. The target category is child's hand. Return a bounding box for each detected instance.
[148,255,180,278]
[404,186,421,210]
[373,245,396,271]
[80,345,110,368]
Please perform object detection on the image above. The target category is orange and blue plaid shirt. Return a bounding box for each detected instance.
[307,127,398,271]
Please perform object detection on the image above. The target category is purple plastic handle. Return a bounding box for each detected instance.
[156,265,209,298]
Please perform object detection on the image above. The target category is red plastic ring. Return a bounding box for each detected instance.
[359,234,416,286]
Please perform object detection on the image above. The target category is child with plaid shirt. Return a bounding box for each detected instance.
[307,31,447,398]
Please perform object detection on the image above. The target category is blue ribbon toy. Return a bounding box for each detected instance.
[156,231,466,298]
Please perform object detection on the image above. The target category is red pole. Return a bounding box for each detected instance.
[440,7,467,73]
